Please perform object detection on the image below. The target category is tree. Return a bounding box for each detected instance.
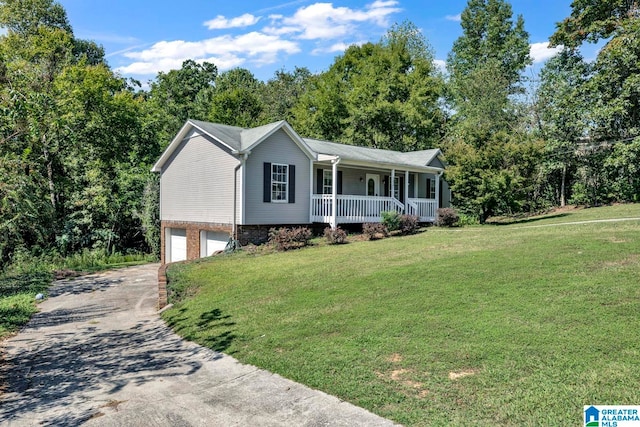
[260,67,312,123]
[293,21,446,151]
[0,0,72,36]
[535,49,591,206]
[208,68,264,127]
[550,0,639,48]
[0,0,161,266]
[549,0,640,205]
[443,0,538,221]
[147,59,217,146]
[447,0,531,93]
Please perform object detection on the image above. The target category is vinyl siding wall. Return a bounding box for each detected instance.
[160,130,240,224]
[244,129,311,224]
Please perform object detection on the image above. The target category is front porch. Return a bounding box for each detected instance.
[311,195,437,224]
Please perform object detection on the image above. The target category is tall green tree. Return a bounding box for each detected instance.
[147,59,217,146]
[447,0,530,93]
[0,0,160,265]
[260,67,312,124]
[208,68,264,128]
[550,0,638,48]
[549,0,640,205]
[535,49,591,206]
[444,0,538,221]
[293,21,446,151]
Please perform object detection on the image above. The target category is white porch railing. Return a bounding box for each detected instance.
[407,198,437,221]
[311,195,404,224]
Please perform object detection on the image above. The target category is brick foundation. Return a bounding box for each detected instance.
[237,224,325,246]
[158,263,168,309]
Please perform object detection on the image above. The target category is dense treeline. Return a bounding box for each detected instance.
[1,0,639,268]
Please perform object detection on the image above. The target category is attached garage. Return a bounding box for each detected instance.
[166,228,187,263]
[200,230,229,257]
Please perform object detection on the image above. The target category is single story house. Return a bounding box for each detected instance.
[152,119,450,264]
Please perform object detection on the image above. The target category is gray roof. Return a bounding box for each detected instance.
[304,138,442,169]
[189,119,285,152]
[153,119,444,172]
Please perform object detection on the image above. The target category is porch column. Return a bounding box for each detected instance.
[404,170,409,213]
[391,169,395,199]
[330,158,340,229]
[435,172,441,212]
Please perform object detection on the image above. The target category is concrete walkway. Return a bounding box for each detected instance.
[0,264,396,427]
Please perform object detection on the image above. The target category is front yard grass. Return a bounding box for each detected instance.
[163,204,640,426]
[0,272,51,339]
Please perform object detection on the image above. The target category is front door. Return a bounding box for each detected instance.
[366,174,380,196]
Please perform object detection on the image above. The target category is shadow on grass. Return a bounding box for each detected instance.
[164,307,236,354]
[487,212,570,226]
[0,272,52,298]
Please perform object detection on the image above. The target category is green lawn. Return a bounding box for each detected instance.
[163,204,640,426]
[0,272,51,339]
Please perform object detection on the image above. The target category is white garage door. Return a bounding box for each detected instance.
[201,231,228,257]
[168,228,187,262]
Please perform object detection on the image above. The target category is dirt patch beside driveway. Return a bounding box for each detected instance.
[0,263,396,427]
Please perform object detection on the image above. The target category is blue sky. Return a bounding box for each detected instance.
[56,0,592,83]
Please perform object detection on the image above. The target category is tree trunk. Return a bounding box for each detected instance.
[560,164,566,207]
[42,140,56,211]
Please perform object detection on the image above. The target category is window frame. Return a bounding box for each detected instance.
[271,163,289,203]
[322,169,333,194]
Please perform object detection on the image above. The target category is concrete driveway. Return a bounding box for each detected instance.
[0,263,396,427]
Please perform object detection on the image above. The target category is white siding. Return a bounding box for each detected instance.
[160,130,240,224]
[244,129,311,224]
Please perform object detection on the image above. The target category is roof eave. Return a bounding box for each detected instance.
[314,157,444,173]
[244,121,317,160]
[151,120,240,172]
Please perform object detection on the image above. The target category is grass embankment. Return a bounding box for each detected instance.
[163,204,640,426]
[0,251,154,339]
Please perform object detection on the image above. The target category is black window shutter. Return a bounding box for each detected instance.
[288,165,296,203]
[316,169,323,194]
[426,178,431,198]
[263,162,271,202]
[337,171,343,194]
[384,176,389,197]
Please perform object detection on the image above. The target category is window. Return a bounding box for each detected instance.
[323,170,332,194]
[427,178,436,199]
[271,163,288,202]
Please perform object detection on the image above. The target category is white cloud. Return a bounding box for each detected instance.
[114,1,402,78]
[445,14,462,22]
[118,32,300,75]
[311,40,366,55]
[204,13,260,30]
[433,59,447,73]
[530,41,563,63]
[273,1,401,40]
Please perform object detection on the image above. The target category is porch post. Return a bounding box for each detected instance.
[404,170,409,213]
[391,169,395,199]
[435,172,441,212]
[330,158,340,229]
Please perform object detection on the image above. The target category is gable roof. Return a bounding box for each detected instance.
[304,138,444,171]
[152,119,315,172]
[152,119,445,173]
